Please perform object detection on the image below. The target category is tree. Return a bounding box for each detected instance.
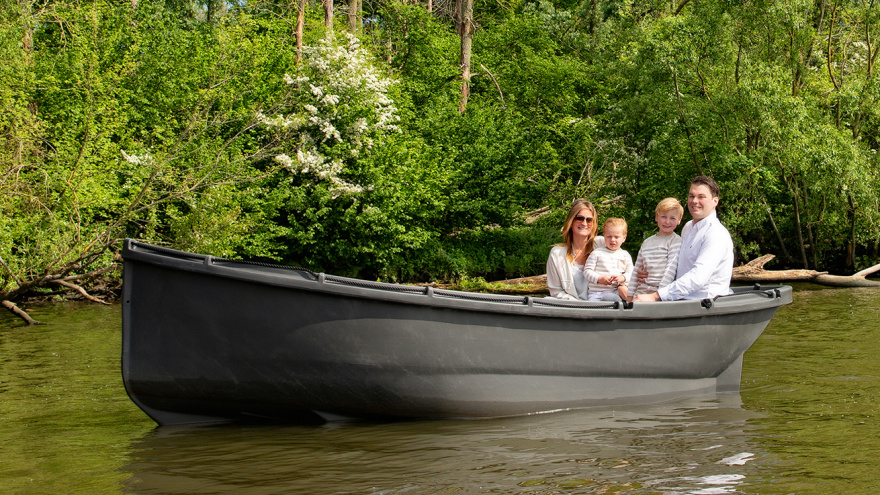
[455,0,474,112]
[0,2,292,319]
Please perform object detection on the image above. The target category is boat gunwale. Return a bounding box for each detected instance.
[121,239,792,321]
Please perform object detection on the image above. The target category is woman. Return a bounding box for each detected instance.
[546,199,605,300]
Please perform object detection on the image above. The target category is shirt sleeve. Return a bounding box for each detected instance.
[626,250,644,297]
[621,251,633,284]
[659,227,727,301]
[584,251,600,284]
[658,236,681,289]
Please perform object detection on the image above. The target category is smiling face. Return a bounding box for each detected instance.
[603,225,626,251]
[656,209,682,236]
[688,183,719,223]
[571,208,595,241]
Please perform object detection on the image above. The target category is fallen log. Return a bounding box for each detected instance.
[731,254,827,282]
[813,265,880,287]
[732,254,880,287]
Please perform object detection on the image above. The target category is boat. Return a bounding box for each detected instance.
[121,239,792,426]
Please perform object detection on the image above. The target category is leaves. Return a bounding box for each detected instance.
[3,0,880,302]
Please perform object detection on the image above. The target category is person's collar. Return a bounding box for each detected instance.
[692,210,718,228]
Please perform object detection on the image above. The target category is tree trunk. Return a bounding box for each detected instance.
[296,0,306,65]
[784,165,810,269]
[456,0,474,113]
[806,220,819,269]
[325,0,334,36]
[672,68,704,176]
[347,0,359,33]
[21,0,32,58]
[874,239,879,265]
[846,194,856,269]
[763,197,793,263]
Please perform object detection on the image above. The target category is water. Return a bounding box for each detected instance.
[1,285,879,494]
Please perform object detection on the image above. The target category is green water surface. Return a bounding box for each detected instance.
[0,285,878,494]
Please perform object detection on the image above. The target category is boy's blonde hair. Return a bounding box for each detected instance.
[603,217,627,235]
[655,197,684,217]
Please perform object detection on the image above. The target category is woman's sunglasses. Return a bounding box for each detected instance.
[574,215,593,223]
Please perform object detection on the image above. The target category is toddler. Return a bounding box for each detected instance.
[584,218,633,302]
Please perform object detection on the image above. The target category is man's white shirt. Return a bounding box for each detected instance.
[657,210,733,300]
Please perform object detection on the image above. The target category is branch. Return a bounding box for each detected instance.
[52,280,110,305]
[670,66,704,175]
[0,254,23,288]
[827,3,840,90]
[674,0,691,15]
[58,263,120,283]
[479,63,505,108]
[2,300,45,325]
[853,263,880,279]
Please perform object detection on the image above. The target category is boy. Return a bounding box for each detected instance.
[584,218,633,302]
[626,198,683,301]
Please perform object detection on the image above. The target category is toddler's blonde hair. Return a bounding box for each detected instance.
[603,217,627,235]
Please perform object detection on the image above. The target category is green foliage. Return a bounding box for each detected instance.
[3,0,880,302]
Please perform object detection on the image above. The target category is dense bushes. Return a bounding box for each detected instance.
[2,0,879,301]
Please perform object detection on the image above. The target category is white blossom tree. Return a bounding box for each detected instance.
[259,34,399,196]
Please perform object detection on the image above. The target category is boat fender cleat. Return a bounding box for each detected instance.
[753,283,761,291]
[622,301,634,310]
[701,298,713,309]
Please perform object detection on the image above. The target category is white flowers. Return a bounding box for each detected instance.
[121,149,153,165]
[260,34,399,197]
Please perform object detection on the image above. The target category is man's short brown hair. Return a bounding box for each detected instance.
[691,176,720,198]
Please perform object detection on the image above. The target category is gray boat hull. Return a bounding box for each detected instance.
[121,239,791,425]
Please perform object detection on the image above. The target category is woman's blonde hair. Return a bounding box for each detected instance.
[558,199,598,262]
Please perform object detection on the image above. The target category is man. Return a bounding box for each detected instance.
[633,176,733,301]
